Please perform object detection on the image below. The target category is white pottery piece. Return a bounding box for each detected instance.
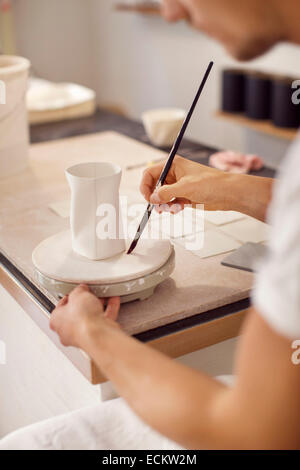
[27,78,96,111]
[142,108,186,147]
[0,55,30,179]
[65,162,126,260]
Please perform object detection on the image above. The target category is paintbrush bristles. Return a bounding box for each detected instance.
[127,240,137,255]
[127,203,153,254]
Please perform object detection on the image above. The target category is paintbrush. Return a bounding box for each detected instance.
[127,61,214,254]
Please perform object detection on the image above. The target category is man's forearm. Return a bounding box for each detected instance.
[225,174,273,221]
[81,321,228,449]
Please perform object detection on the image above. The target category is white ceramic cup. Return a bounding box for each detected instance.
[66,162,126,260]
[0,55,30,179]
[142,108,186,147]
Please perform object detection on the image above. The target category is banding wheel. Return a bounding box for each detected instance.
[32,230,175,303]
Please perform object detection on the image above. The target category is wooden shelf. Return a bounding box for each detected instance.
[114,2,161,15]
[216,111,298,141]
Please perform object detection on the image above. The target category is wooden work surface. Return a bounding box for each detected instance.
[0,130,254,336]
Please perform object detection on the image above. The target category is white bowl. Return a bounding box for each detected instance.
[142,108,186,147]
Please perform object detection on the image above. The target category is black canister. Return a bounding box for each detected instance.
[221,69,245,113]
[245,72,272,120]
[271,76,300,128]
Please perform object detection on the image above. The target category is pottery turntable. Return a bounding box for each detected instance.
[32,231,175,303]
[32,161,175,303]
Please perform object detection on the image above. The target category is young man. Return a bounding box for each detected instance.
[1,0,300,450]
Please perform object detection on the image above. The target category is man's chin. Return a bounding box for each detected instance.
[226,38,275,62]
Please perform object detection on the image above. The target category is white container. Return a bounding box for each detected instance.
[142,108,186,147]
[0,55,30,179]
[66,162,126,260]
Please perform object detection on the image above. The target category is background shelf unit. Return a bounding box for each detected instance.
[216,111,298,141]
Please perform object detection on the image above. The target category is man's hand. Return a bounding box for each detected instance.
[50,285,120,348]
[140,155,273,221]
[140,155,233,213]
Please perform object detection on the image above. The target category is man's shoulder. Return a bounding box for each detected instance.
[280,134,300,180]
[276,134,300,201]
[267,135,300,226]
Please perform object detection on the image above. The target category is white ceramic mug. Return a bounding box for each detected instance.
[66,162,126,260]
[0,55,30,178]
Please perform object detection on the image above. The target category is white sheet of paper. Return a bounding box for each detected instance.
[173,230,241,258]
[150,208,204,239]
[219,217,270,243]
[48,200,70,218]
[204,210,246,226]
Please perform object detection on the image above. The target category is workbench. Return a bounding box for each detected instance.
[0,109,275,384]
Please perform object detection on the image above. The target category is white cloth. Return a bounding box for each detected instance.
[0,375,233,450]
[0,398,182,451]
[254,134,300,339]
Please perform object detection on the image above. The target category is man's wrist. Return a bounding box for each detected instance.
[223,173,272,221]
[78,316,121,358]
[78,316,106,350]
[221,174,242,212]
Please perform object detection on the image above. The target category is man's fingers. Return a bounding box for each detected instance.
[57,295,68,308]
[69,284,90,300]
[140,163,165,201]
[158,182,185,202]
[104,297,121,322]
[154,199,188,214]
[150,181,187,204]
[50,295,68,330]
[78,284,90,292]
[49,309,59,331]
